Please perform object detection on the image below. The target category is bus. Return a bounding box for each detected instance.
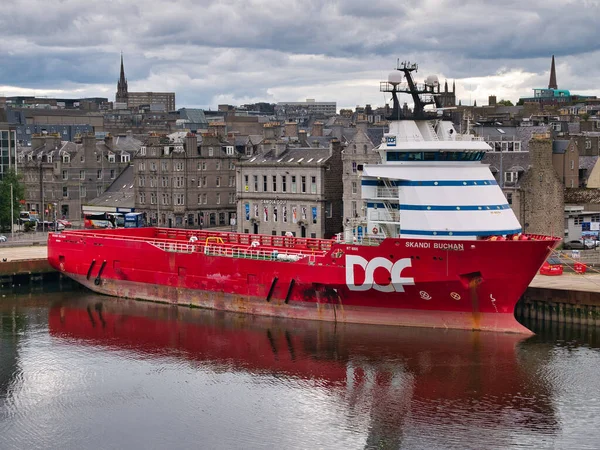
[124,212,146,228]
[83,213,124,229]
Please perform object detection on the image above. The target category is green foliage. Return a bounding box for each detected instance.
[581,113,590,121]
[0,169,25,231]
[497,99,514,106]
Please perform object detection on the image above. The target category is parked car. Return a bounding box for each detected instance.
[0,235,7,243]
[57,219,72,228]
[563,239,594,250]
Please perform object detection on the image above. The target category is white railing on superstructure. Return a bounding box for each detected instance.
[376,187,399,199]
[369,210,400,222]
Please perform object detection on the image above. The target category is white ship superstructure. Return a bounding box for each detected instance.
[361,62,522,241]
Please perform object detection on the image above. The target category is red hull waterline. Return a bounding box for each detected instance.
[47,227,560,334]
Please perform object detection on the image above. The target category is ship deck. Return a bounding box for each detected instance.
[55,227,341,263]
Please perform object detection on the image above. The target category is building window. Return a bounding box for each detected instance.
[198,194,202,204]
[108,154,116,163]
[139,176,145,187]
[229,193,235,204]
[282,176,287,192]
[301,176,306,193]
[514,142,521,152]
[352,161,357,173]
[263,175,268,191]
[506,193,512,205]
[202,176,207,187]
[175,162,184,171]
[254,175,258,192]
[310,176,317,194]
[163,176,169,187]
[208,147,214,156]
[291,176,297,193]
[139,162,145,171]
[227,146,234,156]
[139,192,145,204]
[62,170,68,180]
[47,155,53,163]
[150,177,155,188]
[586,140,592,149]
[176,194,185,205]
[351,201,357,218]
[62,186,68,198]
[202,162,207,170]
[150,193,156,204]
[216,193,221,204]
[110,169,115,179]
[574,216,583,225]
[62,154,70,163]
[325,202,332,218]
[121,154,130,163]
[216,176,221,187]
[229,160,235,170]
[216,161,221,170]
[571,160,575,170]
[97,169,102,179]
[504,172,518,183]
[80,155,85,162]
[352,181,357,195]
[203,193,207,204]
[272,175,277,192]
[162,161,168,171]
[229,176,234,187]
[162,193,169,205]
[80,170,85,180]
[197,161,202,170]
[151,162,157,171]
[140,146,147,156]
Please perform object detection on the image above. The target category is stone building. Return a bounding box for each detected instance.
[18,132,139,220]
[0,120,17,180]
[236,140,344,238]
[134,132,239,228]
[341,122,381,224]
[115,55,175,112]
[517,133,564,237]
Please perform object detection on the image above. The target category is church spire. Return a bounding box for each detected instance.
[548,55,557,90]
[116,53,128,104]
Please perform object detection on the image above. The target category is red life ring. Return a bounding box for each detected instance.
[372,227,378,234]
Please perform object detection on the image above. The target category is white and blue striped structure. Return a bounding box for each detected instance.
[362,121,522,240]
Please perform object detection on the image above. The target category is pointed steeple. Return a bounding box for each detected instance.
[473,99,477,107]
[548,55,557,90]
[452,80,455,93]
[116,52,128,104]
[444,79,448,93]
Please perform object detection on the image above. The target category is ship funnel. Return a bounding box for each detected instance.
[388,71,403,86]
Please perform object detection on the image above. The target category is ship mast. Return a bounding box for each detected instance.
[382,61,439,120]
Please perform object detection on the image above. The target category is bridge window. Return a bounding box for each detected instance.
[386,151,485,162]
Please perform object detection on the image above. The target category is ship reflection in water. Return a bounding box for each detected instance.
[3,294,600,449]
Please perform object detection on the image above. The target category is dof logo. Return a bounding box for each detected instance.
[345,255,414,292]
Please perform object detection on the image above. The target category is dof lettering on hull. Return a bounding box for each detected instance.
[345,255,414,293]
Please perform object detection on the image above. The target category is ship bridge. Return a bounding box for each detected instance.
[361,164,522,240]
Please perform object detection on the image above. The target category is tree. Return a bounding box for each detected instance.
[497,99,514,106]
[0,169,25,232]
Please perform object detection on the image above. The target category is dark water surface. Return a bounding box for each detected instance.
[1,293,600,450]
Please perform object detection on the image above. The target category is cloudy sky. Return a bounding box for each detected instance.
[0,0,599,111]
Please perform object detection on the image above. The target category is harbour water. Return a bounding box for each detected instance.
[2,292,600,449]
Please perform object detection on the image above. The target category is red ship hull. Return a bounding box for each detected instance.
[47,227,559,333]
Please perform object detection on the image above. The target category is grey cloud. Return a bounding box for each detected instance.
[0,0,598,108]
